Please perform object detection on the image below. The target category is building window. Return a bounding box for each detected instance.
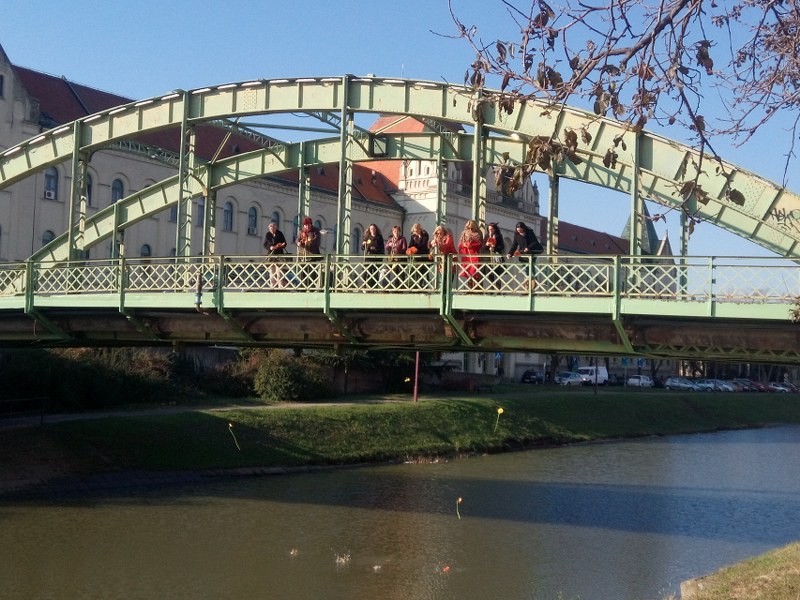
[85,174,93,207]
[41,230,55,246]
[196,197,205,228]
[44,167,58,200]
[169,205,177,222]
[140,244,152,257]
[352,227,361,252]
[271,210,280,230]
[223,202,234,231]
[247,207,258,235]
[0,74,4,98]
[293,215,300,241]
[111,178,124,203]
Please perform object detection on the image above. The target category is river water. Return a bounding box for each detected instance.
[3,425,800,600]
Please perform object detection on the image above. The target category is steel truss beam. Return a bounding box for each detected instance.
[1,76,799,258]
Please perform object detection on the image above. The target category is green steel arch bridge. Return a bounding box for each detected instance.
[1,76,799,362]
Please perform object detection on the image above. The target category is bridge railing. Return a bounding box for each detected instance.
[0,254,797,305]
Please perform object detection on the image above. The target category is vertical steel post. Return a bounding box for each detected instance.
[336,76,353,255]
[436,154,447,225]
[629,133,643,256]
[547,174,560,254]
[471,121,486,226]
[67,122,88,260]
[175,91,196,257]
[297,141,311,225]
[203,187,216,256]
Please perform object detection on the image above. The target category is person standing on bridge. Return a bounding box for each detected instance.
[296,217,321,259]
[407,223,429,258]
[458,220,483,290]
[484,222,505,290]
[263,221,288,287]
[429,225,456,277]
[507,221,544,290]
[384,225,408,289]
[361,224,384,289]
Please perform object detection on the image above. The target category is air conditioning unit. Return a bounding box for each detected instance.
[43,190,56,200]
[247,226,258,236]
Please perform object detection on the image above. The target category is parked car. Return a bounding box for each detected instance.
[732,378,769,392]
[576,366,609,385]
[769,382,793,392]
[695,378,734,392]
[627,375,653,387]
[554,371,575,385]
[520,370,544,384]
[559,372,585,386]
[664,377,700,391]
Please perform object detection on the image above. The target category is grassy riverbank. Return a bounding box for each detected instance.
[3,385,800,486]
[681,542,800,599]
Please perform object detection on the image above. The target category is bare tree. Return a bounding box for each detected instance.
[447,0,800,182]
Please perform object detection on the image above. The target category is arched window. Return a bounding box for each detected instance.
[314,219,322,230]
[44,167,58,200]
[352,227,362,254]
[223,202,234,231]
[292,214,300,241]
[111,179,124,203]
[196,197,205,228]
[140,244,152,257]
[247,207,258,235]
[271,210,280,230]
[85,173,93,207]
[41,230,55,246]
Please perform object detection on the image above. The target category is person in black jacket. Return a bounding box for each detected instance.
[506,221,544,287]
[484,222,505,289]
[263,222,287,256]
[263,222,288,287]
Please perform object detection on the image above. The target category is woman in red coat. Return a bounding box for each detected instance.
[458,219,484,288]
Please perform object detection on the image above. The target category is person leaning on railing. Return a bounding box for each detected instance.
[406,223,429,259]
[458,219,484,289]
[384,225,408,288]
[507,221,544,288]
[429,225,456,275]
[296,217,321,258]
[484,222,505,288]
[361,223,384,288]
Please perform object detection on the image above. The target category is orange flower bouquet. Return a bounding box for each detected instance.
[406,246,418,255]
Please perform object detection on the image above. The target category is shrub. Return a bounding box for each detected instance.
[253,349,334,402]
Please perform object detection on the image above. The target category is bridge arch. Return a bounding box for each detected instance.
[1,76,799,261]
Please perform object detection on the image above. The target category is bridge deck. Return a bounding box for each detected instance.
[0,254,797,362]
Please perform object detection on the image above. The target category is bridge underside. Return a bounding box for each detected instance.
[1,308,797,363]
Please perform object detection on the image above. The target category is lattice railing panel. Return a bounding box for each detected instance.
[714,263,800,303]
[125,259,216,292]
[34,261,119,294]
[332,257,439,292]
[224,257,325,291]
[0,265,26,296]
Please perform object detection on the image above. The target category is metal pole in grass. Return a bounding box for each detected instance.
[413,350,420,402]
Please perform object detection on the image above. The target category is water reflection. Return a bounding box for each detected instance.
[2,426,800,600]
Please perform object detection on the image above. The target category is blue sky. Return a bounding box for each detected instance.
[2,0,794,257]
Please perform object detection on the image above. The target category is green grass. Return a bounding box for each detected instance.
[681,542,800,599]
[5,386,800,477]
